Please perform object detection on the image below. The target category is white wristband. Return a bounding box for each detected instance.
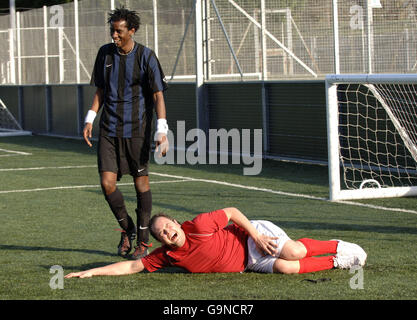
[84,110,97,124]
[156,118,168,135]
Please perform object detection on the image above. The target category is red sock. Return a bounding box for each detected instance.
[298,238,338,257]
[298,256,335,274]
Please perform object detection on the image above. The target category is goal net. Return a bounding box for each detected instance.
[0,98,31,137]
[326,74,417,200]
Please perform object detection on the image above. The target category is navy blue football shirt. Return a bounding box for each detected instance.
[91,42,168,138]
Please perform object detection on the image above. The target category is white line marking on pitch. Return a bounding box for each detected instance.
[1,165,416,215]
[0,165,96,172]
[0,180,192,194]
[0,149,32,157]
[0,154,27,157]
[150,172,417,215]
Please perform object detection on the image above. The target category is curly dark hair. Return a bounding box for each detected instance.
[108,7,141,32]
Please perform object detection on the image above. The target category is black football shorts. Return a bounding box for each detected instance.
[98,135,150,180]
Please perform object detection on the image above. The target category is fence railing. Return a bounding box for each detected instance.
[0,0,416,85]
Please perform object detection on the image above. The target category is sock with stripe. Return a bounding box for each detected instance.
[105,188,135,233]
[136,189,152,244]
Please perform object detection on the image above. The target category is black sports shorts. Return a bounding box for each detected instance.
[98,135,150,180]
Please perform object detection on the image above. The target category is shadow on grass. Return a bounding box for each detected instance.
[269,220,417,235]
[1,244,190,274]
[42,263,189,274]
[0,244,114,257]
[84,188,203,217]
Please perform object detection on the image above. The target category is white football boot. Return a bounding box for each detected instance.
[332,239,367,268]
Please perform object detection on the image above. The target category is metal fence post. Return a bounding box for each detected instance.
[16,11,21,84]
[43,6,49,84]
[58,27,64,83]
[74,0,80,83]
[195,0,207,153]
[332,0,340,74]
[366,0,374,74]
[9,0,16,84]
[153,0,159,56]
[260,0,267,80]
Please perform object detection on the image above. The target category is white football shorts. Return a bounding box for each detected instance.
[245,220,291,273]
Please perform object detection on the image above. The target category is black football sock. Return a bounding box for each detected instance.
[105,188,135,234]
[136,189,152,244]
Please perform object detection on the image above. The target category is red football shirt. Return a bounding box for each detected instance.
[141,209,249,273]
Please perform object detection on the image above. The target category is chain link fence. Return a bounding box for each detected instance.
[0,0,416,84]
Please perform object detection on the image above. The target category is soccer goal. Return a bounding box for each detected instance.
[326,74,417,201]
[0,98,31,137]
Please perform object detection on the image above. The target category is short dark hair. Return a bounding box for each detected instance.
[149,213,179,242]
[108,7,141,32]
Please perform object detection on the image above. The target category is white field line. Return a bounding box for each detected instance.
[1,165,417,215]
[150,172,417,215]
[0,180,192,194]
[0,148,32,156]
[0,165,97,172]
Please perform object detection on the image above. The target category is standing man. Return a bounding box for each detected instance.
[83,8,169,260]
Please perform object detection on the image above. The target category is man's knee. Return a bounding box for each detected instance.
[273,259,300,274]
[134,176,150,193]
[100,175,117,195]
[281,240,307,260]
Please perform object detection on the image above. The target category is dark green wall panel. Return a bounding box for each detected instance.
[267,82,327,161]
[164,83,196,135]
[208,83,263,130]
[21,86,47,133]
[50,85,79,136]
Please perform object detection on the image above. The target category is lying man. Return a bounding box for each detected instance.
[65,207,367,278]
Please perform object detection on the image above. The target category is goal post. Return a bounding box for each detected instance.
[0,98,31,137]
[326,74,417,201]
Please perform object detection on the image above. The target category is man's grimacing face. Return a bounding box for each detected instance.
[152,216,185,248]
[110,19,135,49]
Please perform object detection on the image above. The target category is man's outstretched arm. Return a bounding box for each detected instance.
[65,259,145,278]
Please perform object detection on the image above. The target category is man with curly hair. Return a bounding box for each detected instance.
[82,7,169,260]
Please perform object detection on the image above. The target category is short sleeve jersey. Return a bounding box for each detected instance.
[141,210,249,273]
[91,42,168,138]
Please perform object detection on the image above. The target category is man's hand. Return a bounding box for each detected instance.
[253,233,279,256]
[223,207,279,257]
[83,123,93,147]
[65,271,93,279]
[155,133,169,157]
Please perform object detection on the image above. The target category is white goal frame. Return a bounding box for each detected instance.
[0,98,31,137]
[326,74,417,201]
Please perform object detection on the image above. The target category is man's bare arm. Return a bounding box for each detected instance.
[154,90,169,156]
[65,259,145,279]
[222,207,278,256]
[83,87,104,147]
